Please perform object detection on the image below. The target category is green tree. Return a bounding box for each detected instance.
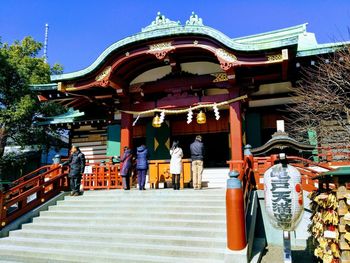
[0,36,64,159]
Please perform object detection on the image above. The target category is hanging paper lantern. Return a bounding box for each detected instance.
[152,115,161,128]
[196,111,206,124]
[264,163,304,231]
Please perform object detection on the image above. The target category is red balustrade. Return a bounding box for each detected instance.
[82,163,123,190]
[0,165,69,229]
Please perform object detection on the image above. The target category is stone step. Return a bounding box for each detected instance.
[34,216,226,228]
[48,204,226,213]
[0,245,223,263]
[9,229,226,248]
[63,194,225,201]
[21,223,226,238]
[39,210,226,220]
[1,188,228,262]
[0,237,225,260]
[57,199,225,206]
[80,189,225,197]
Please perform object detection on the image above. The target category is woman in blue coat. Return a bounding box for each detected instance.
[136,144,148,190]
[120,146,132,190]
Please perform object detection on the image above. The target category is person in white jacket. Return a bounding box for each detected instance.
[170,140,183,190]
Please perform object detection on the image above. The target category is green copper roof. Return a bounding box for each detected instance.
[30,83,58,91]
[50,12,348,82]
[297,41,350,57]
[51,12,307,82]
[313,166,350,180]
[33,108,84,125]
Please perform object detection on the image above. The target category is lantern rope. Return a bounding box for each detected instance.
[120,95,247,115]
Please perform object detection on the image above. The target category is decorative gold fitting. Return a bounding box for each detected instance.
[196,111,206,124]
[152,115,162,128]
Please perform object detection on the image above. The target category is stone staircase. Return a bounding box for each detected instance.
[0,189,227,263]
[202,168,229,189]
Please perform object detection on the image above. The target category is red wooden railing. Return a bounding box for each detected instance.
[317,145,350,162]
[0,159,125,229]
[227,155,254,212]
[82,163,122,190]
[0,165,69,229]
[227,153,338,202]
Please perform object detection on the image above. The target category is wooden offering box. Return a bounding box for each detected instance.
[148,159,192,189]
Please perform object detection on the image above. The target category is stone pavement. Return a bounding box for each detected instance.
[260,246,314,263]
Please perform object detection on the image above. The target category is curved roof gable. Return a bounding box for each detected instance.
[51,12,309,82]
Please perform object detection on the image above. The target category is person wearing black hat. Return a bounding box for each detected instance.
[60,145,85,196]
[190,135,204,189]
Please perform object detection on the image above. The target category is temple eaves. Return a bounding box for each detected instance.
[48,12,347,83]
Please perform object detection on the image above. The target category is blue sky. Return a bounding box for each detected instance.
[1,0,349,73]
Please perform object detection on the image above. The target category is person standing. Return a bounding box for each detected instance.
[120,146,133,190]
[136,144,148,190]
[170,140,183,190]
[190,135,204,190]
[60,145,85,196]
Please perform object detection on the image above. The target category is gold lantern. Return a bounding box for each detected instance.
[152,114,161,128]
[196,111,206,124]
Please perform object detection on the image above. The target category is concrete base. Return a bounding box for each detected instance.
[257,190,312,248]
[0,191,68,238]
[224,245,248,263]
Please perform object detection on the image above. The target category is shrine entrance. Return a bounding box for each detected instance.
[176,132,230,167]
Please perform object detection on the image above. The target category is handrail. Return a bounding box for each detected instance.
[0,165,69,229]
[227,155,255,213]
[10,165,52,186]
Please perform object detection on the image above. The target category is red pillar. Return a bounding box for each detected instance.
[229,90,243,161]
[120,112,133,155]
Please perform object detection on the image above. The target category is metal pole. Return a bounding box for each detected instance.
[283,231,292,263]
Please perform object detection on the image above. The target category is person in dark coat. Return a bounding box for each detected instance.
[60,145,85,196]
[190,135,204,190]
[136,144,148,190]
[120,146,133,190]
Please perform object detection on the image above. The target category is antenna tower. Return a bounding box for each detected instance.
[43,23,49,63]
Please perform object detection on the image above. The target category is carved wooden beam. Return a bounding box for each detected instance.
[281,49,289,80]
[146,42,176,60]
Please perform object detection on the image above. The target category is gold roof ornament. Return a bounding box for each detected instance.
[152,115,162,128]
[197,111,206,124]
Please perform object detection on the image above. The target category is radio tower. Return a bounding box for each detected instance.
[43,23,49,63]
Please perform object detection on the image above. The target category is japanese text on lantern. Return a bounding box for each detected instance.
[270,169,292,229]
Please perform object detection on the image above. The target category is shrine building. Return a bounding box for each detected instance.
[32,12,346,166]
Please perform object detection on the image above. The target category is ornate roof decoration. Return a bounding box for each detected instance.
[142,12,181,32]
[251,131,315,156]
[49,12,347,83]
[186,12,203,26]
[95,66,111,81]
[33,108,85,125]
[147,41,175,60]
